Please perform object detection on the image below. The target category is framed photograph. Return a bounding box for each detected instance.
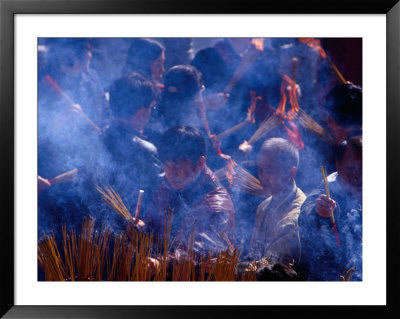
[1,0,399,318]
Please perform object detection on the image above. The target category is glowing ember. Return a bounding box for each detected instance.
[225,159,238,187]
[299,38,327,59]
[247,91,257,124]
[251,38,264,51]
[275,79,288,119]
[299,38,346,84]
[273,75,304,150]
[274,75,300,120]
[283,75,300,120]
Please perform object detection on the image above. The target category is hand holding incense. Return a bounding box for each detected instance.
[238,140,253,157]
[320,166,341,247]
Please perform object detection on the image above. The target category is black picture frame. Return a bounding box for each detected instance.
[1,0,399,318]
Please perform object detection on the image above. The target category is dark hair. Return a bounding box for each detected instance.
[155,65,203,128]
[191,48,226,90]
[158,126,206,164]
[259,137,299,170]
[335,135,362,164]
[162,64,203,103]
[123,38,165,79]
[325,84,362,127]
[109,72,155,119]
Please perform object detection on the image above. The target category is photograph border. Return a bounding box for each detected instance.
[1,0,399,317]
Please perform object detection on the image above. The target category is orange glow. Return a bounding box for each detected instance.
[273,75,304,149]
[274,75,301,120]
[225,159,238,187]
[251,38,264,51]
[247,91,257,124]
[283,75,300,120]
[299,38,327,59]
[275,78,288,119]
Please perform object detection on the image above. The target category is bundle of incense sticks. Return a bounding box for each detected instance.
[223,39,264,95]
[297,109,336,145]
[171,225,197,281]
[152,210,174,281]
[39,221,259,281]
[96,185,132,220]
[49,168,78,184]
[216,120,249,140]
[77,217,96,280]
[282,74,334,145]
[40,188,260,281]
[215,90,258,141]
[38,234,65,281]
[320,166,341,247]
[247,73,335,146]
[299,38,347,84]
[210,249,240,281]
[247,114,283,145]
[38,217,113,281]
[214,160,265,197]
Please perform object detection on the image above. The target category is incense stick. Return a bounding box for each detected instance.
[49,168,78,184]
[96,185,132,220]
[216,120,249,140]
[320,166,341,247]
[134,189,144,223]
[43,74,101,133]
[215,160,265,197]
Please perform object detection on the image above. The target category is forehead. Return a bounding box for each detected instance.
[163,159,193,168]
[257,151,280,167]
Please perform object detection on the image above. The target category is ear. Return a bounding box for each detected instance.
[196,156,206,171]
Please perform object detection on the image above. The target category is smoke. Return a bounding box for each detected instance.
[38,37,362,280]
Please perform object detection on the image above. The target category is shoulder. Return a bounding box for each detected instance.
[294,187,307,205]
[281,189,305,225]
[254,197,272,221]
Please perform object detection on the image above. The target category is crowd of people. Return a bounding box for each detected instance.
[37,37,362,281]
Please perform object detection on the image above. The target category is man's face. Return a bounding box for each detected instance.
[163,158,202,191]
[257,153,294,197]
[337,148,362,190]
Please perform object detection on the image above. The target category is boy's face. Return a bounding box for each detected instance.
[257,153,294,197]
[163,157,204,191]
